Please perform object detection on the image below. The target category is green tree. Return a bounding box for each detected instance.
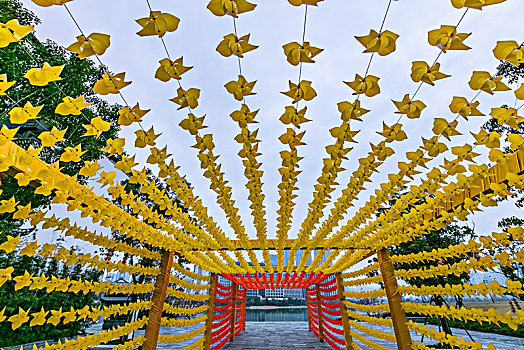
[0,0,121,234]
[371,192,476,342]
[482,59,524,287]
[0,0,121,345]
[390,224,476,342]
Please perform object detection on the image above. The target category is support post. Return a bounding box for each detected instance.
[242,289,247,331]
[377,249,412,350]
[229,283,238,341]
[315,283,324,342]
[306,293,312,331]
[143,251,174,350]
[203,274,218,350]
[335,272,354,350]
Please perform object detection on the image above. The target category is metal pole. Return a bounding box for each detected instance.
[203,273,218,350]
[242,289,247,331]
[143,251,174,350]
[315,283,324,342]
[377,248,412,350]
[335,273,354,350]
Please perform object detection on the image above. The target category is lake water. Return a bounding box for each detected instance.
[246,307,308,322]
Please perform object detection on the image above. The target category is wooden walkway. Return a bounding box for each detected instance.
[223,323,332,350]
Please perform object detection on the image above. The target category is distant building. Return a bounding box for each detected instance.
[218,275,233,287]
[246,289,260,298]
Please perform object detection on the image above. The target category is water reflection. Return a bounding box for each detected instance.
[246,307,308,322]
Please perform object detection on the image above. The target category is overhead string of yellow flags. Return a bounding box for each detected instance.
[293,0,398,273]
[137,0,259,273]
[65,0,256,273]
[208,0,275,272]
[304,5,472,259]
[339,46,522,253]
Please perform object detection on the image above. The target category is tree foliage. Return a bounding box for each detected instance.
[0,0,120,345]
[482,60,524,286]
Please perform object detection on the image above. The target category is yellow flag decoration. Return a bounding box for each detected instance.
[471,129,501,149]
[468,71,510,94]
[170,87,200,110]
[355,29,399,56]
[491,107,524,129]
[392,94,426,119]
[378,122,407,143]
[8,307,30,330]
[449,96,484,120]
[207,0,256,17]
[493,40,524,67]
[98,171,116,187]
[79,161,101,177]
[451,0,505,10]
[422,136,448,157]
[0,236,20,253]
[8,102,43,125]
[93,72,131,95]
[411,61,450,85]
[280,106,310,128]
[282,42,323,66]
[515,85,524,100]
[287,0,324,6]
[0,267,14,287]
[507,133,524,152]
[47,308,63,326]
[67,33,110,59]
[217,34,258,58]
[29,307,48,327]
[55,95,91,116]
[345,74,380,97]
[279,128,306,149]
[225,75,256,101]
[114,155,137,173]
[31,0,72,6]
[60,145,85,163]
[136,11,180,37]
[0,20,33,48]
[15,172,31,186]
[135,127,160,148]
[38,127,66,147]
[427,25,471,52]
[118,104,150,126]
[19,241,38,257]
[338,100,370,122]
[231,104,258,127]
[282,80,317,103]
[24,63,64,86]
[432,118,461,140]
[102,138,125,157]
[147,146,171,165]
[155,57,192,82]
[0,74,15,95]
[16,146,40,166]
[330,123,359,143]
[180,113,207,135]
[82,116,111,138]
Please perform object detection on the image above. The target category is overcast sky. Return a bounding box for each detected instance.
[20,0,523,251]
